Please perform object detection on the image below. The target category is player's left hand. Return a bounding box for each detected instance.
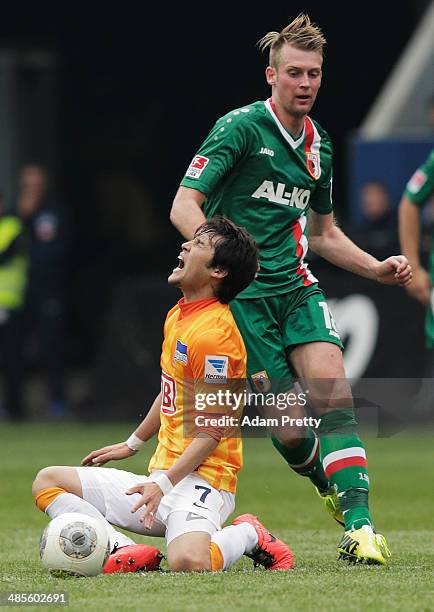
[126,482,163,529]
[373,256,412,286]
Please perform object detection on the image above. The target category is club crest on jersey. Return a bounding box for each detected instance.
[185,155,209,179]
[173,339,188,365]
[306,152,320,179]
[251,370,271,392]
[204,355,228,384]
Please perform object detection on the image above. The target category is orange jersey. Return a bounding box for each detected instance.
[148,296,246,493]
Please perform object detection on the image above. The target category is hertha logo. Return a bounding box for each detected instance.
[306,152,320,180]
[186,155,209,179]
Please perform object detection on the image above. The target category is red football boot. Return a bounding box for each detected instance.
[232,514,294,570]
[103,544,164,574]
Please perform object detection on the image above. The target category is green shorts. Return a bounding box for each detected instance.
[230,284,343,387]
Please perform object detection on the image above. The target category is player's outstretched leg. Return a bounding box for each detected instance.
[167,513,293,572]
[271,430,344,526]
[231,514,294,570]
[319,408,391,564]
[33,467,163,574]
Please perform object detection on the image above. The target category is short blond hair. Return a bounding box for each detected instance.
[258,14,326,67]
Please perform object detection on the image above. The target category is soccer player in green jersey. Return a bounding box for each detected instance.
[399,149,434,351]
[170,14,412,564]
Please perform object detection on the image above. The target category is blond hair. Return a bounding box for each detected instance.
[258,14,326,67]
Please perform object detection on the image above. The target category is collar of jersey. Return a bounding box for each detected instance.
[177,296,220,319]
[264,98,305,149]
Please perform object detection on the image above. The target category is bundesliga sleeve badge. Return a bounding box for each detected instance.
[185,155,210,179]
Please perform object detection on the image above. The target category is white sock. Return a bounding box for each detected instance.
[46,492,135,550]
[211,523,258,570]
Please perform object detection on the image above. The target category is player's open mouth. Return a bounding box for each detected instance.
[296,95,310,102]
[173,255,184,272]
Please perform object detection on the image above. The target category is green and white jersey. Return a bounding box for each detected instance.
[404,149,434,280]
[180,98,334,298]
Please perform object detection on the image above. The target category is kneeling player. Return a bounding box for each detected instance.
[33,218,294,573]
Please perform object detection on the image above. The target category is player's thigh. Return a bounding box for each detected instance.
[284,287,351,408]
[230,296,292,388]
[167,530,212,572]
[283,286,344,357]
[33,466,83,497]
[160,474,235,545]
[76,466,165,537]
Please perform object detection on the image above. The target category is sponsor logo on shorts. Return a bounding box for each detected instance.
[186,512,204,521]
[185,155,209,179]
[204,355,228,384]
[173,339,188,365]
[251,370,271,392]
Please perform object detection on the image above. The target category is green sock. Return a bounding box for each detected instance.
[271,426,330,492]
[319,408,372,531]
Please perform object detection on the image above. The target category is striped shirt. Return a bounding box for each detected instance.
[148,296,246,493]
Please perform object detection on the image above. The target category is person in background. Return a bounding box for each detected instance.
[0,193,28,420]
[351,181,399,260]
[399,149,434,360]
[14,164,70,417]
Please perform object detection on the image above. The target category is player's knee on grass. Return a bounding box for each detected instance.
[32,466,83,497]
[168,551,211,573]
[167,532,212,572]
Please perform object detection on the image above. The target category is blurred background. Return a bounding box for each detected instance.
[0,2,433,422]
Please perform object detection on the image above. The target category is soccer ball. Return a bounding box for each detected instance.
[39,513,111,577]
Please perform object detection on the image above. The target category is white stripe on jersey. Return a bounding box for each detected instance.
[295,216,318,284]
[322,447,367,470]
[309,119,322,180]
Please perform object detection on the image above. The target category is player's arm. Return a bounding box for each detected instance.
[170,113,248,239]
[80,392,162,466]
[398,195,431,304]
[127,330,246,528]
[308,210,412,286]
[170,186,207,240]
[126,434,218,528]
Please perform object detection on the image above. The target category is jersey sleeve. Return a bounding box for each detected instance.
[404,150,434,206]
[309,131,334,215]
[179,113,249,196]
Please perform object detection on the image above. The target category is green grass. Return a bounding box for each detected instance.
[1,424,433,611]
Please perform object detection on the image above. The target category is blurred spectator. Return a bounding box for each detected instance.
[427,94,434,132]
[14,164,70,417]
[96,172,159,252]
[0,193,28,420]
[350,181,400,259]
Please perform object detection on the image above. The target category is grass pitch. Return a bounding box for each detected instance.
[1,423,433,612]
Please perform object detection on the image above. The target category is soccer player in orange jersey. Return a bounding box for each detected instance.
[32,217,294,573]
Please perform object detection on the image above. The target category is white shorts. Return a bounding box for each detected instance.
[76,467,235,545]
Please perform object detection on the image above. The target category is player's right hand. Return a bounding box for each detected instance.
[405,266,431,305]
[81,443,137,467]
